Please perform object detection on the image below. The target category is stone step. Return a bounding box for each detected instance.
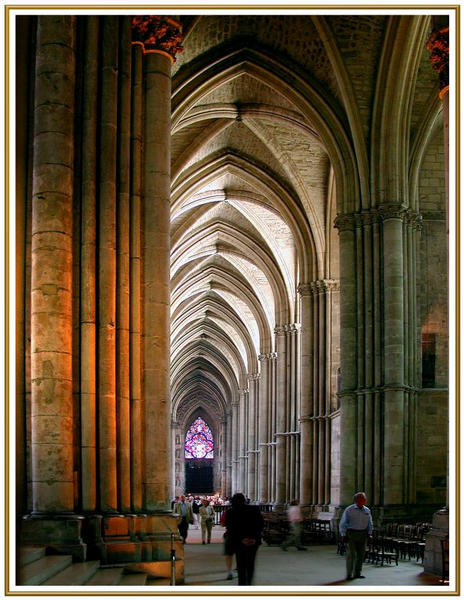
[84,567,124,586]
[18,546,46,567]
[42,561,100,585]
[146,577,172,586]
[18,555,73,586]
[127,559,183,581]
[119,572,148,586]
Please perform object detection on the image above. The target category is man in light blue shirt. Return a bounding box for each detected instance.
[339,492,373,580]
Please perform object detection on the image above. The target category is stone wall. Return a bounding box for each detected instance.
[330,413,341,506]
[415,389,448,505]
[418,126,448,388]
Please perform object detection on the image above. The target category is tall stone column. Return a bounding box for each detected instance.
[23,15,86,560]
[226,410,233,496]
[298,285,314,506]
[258,354,271,503]
[30,15,76,516]
[275,326,287,506]
[80,16,99,513]
[239,388,248,494]
[116,15,132,514]
[380,207,406,504]
[98,16,119,514]
[231,398,240,494]
[247,374,259,500]
[130,39,144,513]
[334,215,358,505]
[131,16,182,512]
[286,324,300,501]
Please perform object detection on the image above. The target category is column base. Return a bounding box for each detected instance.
[82,512,183,581]
[424,508,449,576]
[21,513,86,561]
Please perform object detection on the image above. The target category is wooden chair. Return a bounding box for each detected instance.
[440,537,449,584]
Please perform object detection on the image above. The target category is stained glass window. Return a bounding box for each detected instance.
[184,417,214,459]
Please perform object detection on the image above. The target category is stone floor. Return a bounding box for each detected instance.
[179,524,446,592]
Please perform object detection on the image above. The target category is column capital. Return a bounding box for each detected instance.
[405,209,423,230]
[334,213,356,231]
[131,16,183,62]
[284,323,300,333]
[297,283,312,296]
[274,325,286,336]
[247,373,260,381]
[377,204,409,221]
[427,25,449,97]
[311,279,340,294]
[258,352,277,361]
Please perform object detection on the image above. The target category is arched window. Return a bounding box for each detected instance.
[184,417,214,459]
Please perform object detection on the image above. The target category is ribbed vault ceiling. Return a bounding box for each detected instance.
[170,15,341,432]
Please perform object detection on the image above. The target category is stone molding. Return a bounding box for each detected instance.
[421,210,446,222]
[275,324,300,335]
[311,279,340,294]
[427,26,449,93]
[131,16,183,61]
[247,373,260,381]
[334,208,422,231]
[298,280,340,295]
[297,283,312,296]
[258,352,277,361]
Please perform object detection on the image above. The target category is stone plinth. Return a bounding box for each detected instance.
[145,513,183,561]
[81,513,183,572]
[424,508,449,575]
[21,514,86,561]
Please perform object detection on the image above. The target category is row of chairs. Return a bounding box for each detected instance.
[337,522,431,566]
[381,522,431,562]
[262,513,335,546]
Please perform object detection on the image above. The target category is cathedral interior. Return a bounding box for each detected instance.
[13,9,451,586]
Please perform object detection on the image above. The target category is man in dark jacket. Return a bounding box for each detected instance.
[224,493,264,585]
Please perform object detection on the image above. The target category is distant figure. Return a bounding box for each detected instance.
[173,494,193,544]
[199,498,215,544]
[339,492,373,580]
[192,496,201,529]
[281,499,307,551]
[225,492,264,585]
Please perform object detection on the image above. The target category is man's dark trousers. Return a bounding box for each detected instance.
[178,517,189,542]
[235,544,259,585]
[346,529,368,578]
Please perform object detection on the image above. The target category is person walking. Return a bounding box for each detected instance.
[225,492,264,585]
[173,494,194,544]
[221,509,235,580]
[339,492,373,580]
[192,496,201,529]
[199,498,215,544]
[281,499,307,551]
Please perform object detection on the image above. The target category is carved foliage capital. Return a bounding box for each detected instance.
[131,16,183,61]
[297,283,312,296]
[377,205,408,221]
[334,213,356,231]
